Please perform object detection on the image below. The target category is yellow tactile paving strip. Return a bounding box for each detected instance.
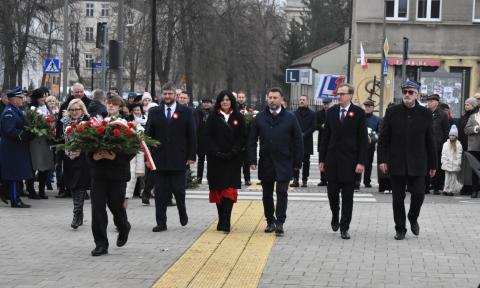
[151,201,276,288]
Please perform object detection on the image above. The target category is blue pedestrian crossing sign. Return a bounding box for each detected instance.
[44,58,60,74]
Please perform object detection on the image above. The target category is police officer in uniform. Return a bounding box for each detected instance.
[0,87,34,208]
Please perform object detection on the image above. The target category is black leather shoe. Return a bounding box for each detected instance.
[152,224,167,232]
[46,184,53,190]
[245,180,251,186]
[364,183,372,188]
[433,190,441,195]
[275,223,284,235]
[117,223,131,247]
[394,231,406,240]
[91,246,108,256]
[28,193,40,199]
[289,180,299,188]
[55,193,70,198]
[264,223,276,233]
[11,202,31,208]
[180,213,188,226]
[301,181,308,187]
[410,221,420,236]
[340,231,350,239]
[142,197,150,205]
[167,200,177,207]
[317,182,327,187]
[331,218,339,232]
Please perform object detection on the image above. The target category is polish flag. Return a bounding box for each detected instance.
[360,42,368,69]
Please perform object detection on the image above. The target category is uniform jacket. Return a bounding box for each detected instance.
[319,103,368,183]
[377,102,437,176]
[441,140,462,172]
[0,104,33,181]
[248,107,303,182]
[205,110,246,189]
[431,107,450,151]
[294,107,316,155]
[146,102,197,171]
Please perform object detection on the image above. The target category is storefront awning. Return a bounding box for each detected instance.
[387,58,441,67]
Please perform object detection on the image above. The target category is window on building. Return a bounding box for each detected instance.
[417,0,441,20]
[86,3,94,17]
[386,0,408,19]
[85,27,94,42]
[473,0,480,22]
[101,4,109,17]
[85,54,93,69]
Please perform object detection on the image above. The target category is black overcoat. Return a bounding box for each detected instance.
[319,104,368,183]
[145,103,197,171]
[377,102,437,177]
[248,107,303,182]
[205,110,246,189]
[316,109,326,153]
[294,107,316,155]
[194,107,212,155]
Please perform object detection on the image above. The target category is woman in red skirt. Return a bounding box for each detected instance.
[204,90,246,233]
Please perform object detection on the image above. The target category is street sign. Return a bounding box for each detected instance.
[44,58,60,74]
[382,59,388,76]
[92,62,110,71]
[314,74,345,99]
[383,37,389,57]
[286,69,313,85]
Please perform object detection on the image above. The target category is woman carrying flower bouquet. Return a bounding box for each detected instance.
[204,91,246,233]
[89,95,135,256]
[26,88,55,199]
[59,99,91,229]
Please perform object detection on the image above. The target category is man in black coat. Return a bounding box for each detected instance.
[194,97,213,183]
[319,83,368,240]
[316,98,332,186]
[237,91,251,185]
[87,89,107,119]
[249,87,303,235]
[426,94,450,194]
[378,80,437,240]
[291,95,316,187]
[146,82,197,232]
[59,82,92,114]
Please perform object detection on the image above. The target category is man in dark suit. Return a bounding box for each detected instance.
[237,91,252,185]
[319,83,368,240]
[316,98,332,186]
[146,82,197,232]
[194,97,213,184]
[378,80,437,240]
[291,95,316,187]
[249,87,303,235]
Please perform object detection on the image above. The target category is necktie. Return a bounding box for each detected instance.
[167,107,171,121]
[340,108,346,123]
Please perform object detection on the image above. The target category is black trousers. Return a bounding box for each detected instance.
[91,179,129,249]
[363,144,376,185]
[293,154,311,181]
[154,171,187,225]
[242,161,251,182]
[197,153,206,180]
[261,181,288,224]
[327,181,354,232]
[390,175,425,233]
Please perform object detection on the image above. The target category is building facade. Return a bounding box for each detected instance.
[352,0,480,117]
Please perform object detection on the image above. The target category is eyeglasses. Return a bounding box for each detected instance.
[336,93,351,97]
[402,90,416,95]
[68,108,82,112]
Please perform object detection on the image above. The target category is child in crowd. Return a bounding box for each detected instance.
[441,125,463,196]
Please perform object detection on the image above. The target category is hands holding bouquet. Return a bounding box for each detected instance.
[24,106,56,140]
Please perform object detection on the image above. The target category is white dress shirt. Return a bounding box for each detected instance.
[339,103,351,121]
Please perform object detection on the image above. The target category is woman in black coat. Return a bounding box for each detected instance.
[59,99,91,229]
[205,90,246,233]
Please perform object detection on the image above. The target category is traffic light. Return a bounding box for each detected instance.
[96,22,107,48]
[109,40,120,69]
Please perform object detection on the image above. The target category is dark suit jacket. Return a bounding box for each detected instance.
[316,109,326,153]
[294,107,316,155]
[431,107,450,151]
[319,103,368,183]
[377,102,437,176]
[146,102,197,171]
[248,107,303,182]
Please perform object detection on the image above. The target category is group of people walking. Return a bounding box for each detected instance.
[0,77,477,256]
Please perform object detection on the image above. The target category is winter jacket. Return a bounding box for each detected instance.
[464,112,480,152]
[441,140,462,172]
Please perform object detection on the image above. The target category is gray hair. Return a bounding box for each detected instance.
[92,89,106,102]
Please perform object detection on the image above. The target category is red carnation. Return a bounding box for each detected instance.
[128,122,135,128]
[249,108,254,113]
[66,127,73,134]
[71,122,77,128]
[124,128,133,135]
[113,129,122,137]
[76,125,85,133]
[101,120,108,126]
[46,117,55,123]
[96,126,105,134]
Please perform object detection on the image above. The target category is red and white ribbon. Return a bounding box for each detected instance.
[140,141,156,171]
